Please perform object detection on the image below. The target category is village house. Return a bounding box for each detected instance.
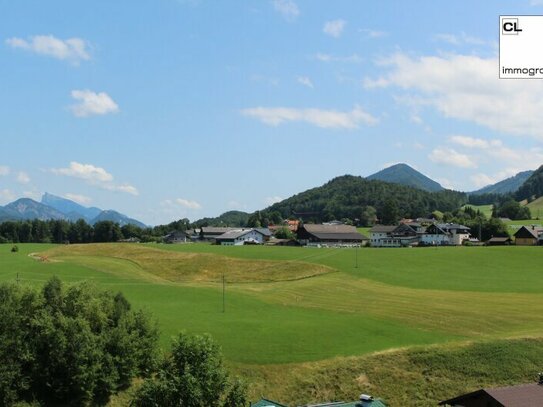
[214,228,268,246]
[163,230,190,244]
[369,223,422,247]
[296,224,368,247]
[420,223,471,246]
[199,227,239,241]
[513,225,543,245]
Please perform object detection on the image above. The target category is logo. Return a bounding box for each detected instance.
[502,18,522,35]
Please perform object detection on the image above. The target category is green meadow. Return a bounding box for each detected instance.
[3,243,543,404]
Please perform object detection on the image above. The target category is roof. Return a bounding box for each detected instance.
[514,225,543,239]
[215,228,266,240]
[255,228,273,236]
[251,398,288,407]
[369,225,397,233]
[301,224,367,241]
[440,383,543,406]
[201,227,238,234]
[436,223,470,232]
[487,236,512,242]
[301,400,386,407]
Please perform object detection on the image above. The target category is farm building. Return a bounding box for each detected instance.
[300,394,387,407]
[420,223,471,246]
[486,236,513,246]
[163,231,190,244]
[297,224,368,246]
[214,228,267,245]
[439,380,543,406]
[513,225,543,246]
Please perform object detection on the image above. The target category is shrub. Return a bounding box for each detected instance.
[0,277,158,406]
[11,245,18,253]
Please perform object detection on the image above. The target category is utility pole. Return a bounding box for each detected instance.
[222,273,225,313]
[355,245,359,268]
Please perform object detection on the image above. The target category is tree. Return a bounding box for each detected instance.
[274,227,294,239]
[131,333,247,407]
[0,277,158,406]
[380,199,399,225]
[359,206,377,226]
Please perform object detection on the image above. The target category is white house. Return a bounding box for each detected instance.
[420,223,471,246]
[214,228,267,246]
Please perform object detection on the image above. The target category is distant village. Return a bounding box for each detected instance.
[161,218,542,248]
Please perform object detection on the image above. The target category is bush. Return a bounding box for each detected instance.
[0,277,158,406]
[131,333,247,407]
[11,245,18,253]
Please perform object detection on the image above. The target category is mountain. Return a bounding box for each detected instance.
[41,193,101,221]
[3,198,67,221]
[0,193,147,227]
[192,211,250,228]
[367,163,444,192]
[260,175,466,224]
[472,170,534,195]
[516,165,543,201]
[91,210,147,228]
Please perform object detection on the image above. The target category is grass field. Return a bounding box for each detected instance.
[3,242,543,404]
[526,196,543,219]
[462,204,493,218]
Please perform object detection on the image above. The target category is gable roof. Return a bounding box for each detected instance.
[215,228,266,240]
[369,225,397,233]
[301,224,368,240]
[514,225,543,239]
[440,383,543,406]
[201,227,238,234]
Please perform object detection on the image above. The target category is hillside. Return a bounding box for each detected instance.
[516,165,543,201]
[473,170,533,194]
[192,210,250,228]
[367,163,443,192]
[261,175,466,224]
[91,209,147,228]
[42,192,102,221]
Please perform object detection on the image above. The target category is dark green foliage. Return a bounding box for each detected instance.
[492,198,531,220]
[367,163,444,192]
[516,164,543,201]
[0,278,159,406]
[131,333,247,407]
[11,245,18,253]
[274,227,295,239]
[260,175,467,224]
[191,211,250,228]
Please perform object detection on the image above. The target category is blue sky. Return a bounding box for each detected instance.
[1,0,543,225]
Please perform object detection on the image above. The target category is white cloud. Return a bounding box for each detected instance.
[51,161,138,195]
[0,166,9,176]
[23,190,41,200]
[175,198,201,209]
[428,148,477,168]
[315,53,363,63]
[323,19,346,38]
[0,189,15,204]
[272,0,299,21]
[359,28,387,38]
[469,168,523,189]
[64,193,92,205]
[241,105,378,129]
[364,52,543,139]
[6,35,90,63]
[434,32,487,46]
[264,196,283,206]
[109,184,139,196]
[52,161,113,182]
[17,172,30,184]
[297,76,314,88]
[70,90,119,117]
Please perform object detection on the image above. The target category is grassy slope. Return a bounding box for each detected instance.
[4,243,543,405]
[526,196,543,219]
[462,204,493,218]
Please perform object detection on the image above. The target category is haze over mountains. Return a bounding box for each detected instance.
[0,193,146,227]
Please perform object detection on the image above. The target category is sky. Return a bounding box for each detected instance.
[1,0,543,225]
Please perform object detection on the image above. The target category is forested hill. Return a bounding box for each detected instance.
[473,170,533,195]
[261,175,467,224]
[516,165,543,201]
[367,163,444,192]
